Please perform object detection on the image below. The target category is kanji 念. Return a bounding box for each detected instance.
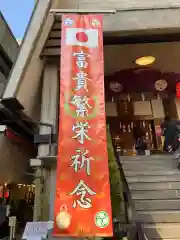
[73,71,91,92]
[72,122,91,144]
[71,95,92,117]
[69,180,96,209]
[74,50,89,69]
[70,149,94,176]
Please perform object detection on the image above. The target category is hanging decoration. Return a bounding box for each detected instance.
[109,81,123,92]
[176,82,180,98]
[154,79,167,91]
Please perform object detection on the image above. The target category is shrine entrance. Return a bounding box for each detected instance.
[104,42,179,155]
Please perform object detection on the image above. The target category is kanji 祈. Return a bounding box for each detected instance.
[70,149,94,175]
[69,180,96,209]
[73,50,89,69]
[72,122,91,144]
[73,71,91,92]
[71,95,92,117]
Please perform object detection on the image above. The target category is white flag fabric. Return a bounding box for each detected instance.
[66,28,98,48]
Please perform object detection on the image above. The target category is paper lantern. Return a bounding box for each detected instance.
[176,82,180,98]
[155,79,167,91]
[109,82,123,92]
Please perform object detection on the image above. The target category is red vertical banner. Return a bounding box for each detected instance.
[53,14,113,237]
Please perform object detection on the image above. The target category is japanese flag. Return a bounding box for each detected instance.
[66,28,98,48]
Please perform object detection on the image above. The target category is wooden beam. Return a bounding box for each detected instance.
[52,22,61,30]
[42,32,180,57]
[46,39,60,47]
[42,48,60,56]
[49,30,61,39]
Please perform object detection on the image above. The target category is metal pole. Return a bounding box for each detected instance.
[50,9,116,14]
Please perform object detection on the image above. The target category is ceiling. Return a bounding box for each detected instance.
[104,42,180,75]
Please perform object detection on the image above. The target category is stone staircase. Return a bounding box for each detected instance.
[121,155,180,239]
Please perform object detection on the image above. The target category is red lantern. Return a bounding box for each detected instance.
[176,82,180,98]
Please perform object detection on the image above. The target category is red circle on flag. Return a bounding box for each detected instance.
[76,32,88,43]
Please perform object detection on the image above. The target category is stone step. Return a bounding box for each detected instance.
[147,239,180,240]
[121,159,176,165]
[125,170,180,176]
[127,175,180,183]
[129,181,180,190]
[121,160,173,165]
[123,166,175,172]
[121,155,172,161]
[122,161,174,166]
[132,190,180,200]
[134,199,180,211]
[122,161,175,169]
[122,163,174,172]
[143,223,180,239]
[122,165,175,170]
[138,210,180,223]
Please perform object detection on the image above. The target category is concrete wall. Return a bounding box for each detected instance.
[55,0,180,33]
[0,12,19,63]
[0,136,32,184]
[56,0,180,9]
[0,13,31,185]
[0,12,19,97]
[3,0,54,119]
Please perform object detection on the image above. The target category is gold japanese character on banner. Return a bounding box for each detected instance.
[70,149,94,176]
[72,122,91,144]
[69,180,96,209]
[71,95,92,117]
[73,71,91,92]
[73,50,90,69]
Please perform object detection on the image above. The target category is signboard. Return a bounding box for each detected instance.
[22,221,53,239]
[53,14,113,237]
[134,101,152,116]
[9,216,16,227]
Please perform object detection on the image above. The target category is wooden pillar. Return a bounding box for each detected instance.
[33,61,59,221]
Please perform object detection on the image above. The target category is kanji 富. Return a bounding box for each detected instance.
[74,50,89,69]
[73,71,91,92]
[69,180,96,209]
[70,149,94,176]
[71,95,92,117]
[72,122,91,144]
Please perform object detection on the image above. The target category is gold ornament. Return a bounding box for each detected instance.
[56,205,71,229]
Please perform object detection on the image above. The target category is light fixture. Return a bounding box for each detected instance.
[135,56,155,66]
